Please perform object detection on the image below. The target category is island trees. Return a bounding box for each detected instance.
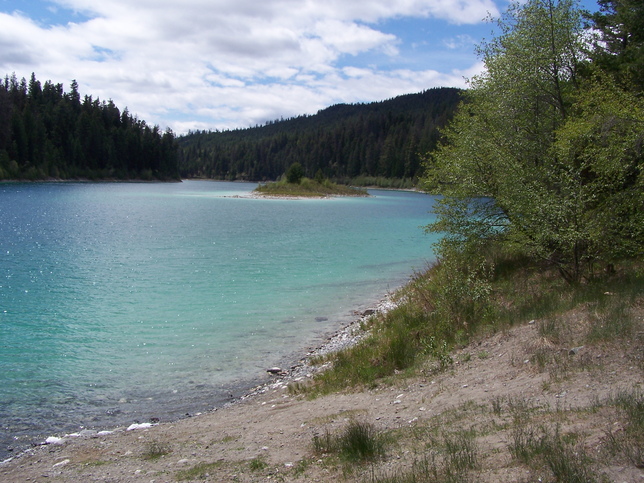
[285,162,304,184]
[422,0,643,283]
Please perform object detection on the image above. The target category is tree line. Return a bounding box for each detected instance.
[0,73,179,181]
[177,88,461,186]
[423,0,643,284]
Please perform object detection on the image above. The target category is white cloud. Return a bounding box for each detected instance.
[0,0,498,132]
[313,20,399,56]
[443,34,477,50]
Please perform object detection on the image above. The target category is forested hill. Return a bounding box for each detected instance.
[0,73,179,181]
[178,87,461,186]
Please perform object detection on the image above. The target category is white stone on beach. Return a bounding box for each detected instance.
[45,436,64,445]
[127,422,155,431]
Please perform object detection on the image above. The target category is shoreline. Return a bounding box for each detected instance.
[1,287,641,482]
[234,295,397,402]
[0,293,397,466]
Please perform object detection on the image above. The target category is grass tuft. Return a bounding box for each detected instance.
[604,389,644,468]
[248,456,268,471]
[370,430,479,483]
[509,423,596,482]
[313,420,385,463]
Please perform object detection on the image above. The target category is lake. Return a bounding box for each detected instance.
[0,180,439,458]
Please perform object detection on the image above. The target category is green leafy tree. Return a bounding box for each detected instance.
[422,0,643,283]
[552,74,644,264]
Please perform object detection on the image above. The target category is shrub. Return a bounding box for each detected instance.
[313,420,385,463]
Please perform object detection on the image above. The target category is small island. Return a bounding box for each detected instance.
[254,162,368,198]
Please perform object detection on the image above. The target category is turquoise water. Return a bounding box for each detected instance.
[0,180,439,456]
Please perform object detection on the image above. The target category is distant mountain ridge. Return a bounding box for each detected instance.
[178,87,462,186]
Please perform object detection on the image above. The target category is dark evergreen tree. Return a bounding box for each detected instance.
[0,73,179,180]
[586,0,644,91]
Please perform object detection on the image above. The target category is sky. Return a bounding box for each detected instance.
[0,0,599,134]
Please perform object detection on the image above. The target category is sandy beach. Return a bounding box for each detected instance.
[1,296,642,482]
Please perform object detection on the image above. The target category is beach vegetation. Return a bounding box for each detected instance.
[248,456,268,471]
[313,419,386,464]
[370,428,479,483]
[603,389,644,467]
[509,423,597,482]
[301,248,642,393]
[254,176,368,197]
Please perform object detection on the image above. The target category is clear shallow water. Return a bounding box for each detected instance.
[0,180,439,457]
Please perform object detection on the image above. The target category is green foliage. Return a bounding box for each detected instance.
[420,244,495,335]
[254,177,368,197]
[585,0,644,92]
[552,73,644,265]
[422,0,643,283]
[177,88,461,181]
[345,176,416,190]
[0,73,179,181]
[285,162,304,184]
[248,456,268,471]
[302,252,495,395]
